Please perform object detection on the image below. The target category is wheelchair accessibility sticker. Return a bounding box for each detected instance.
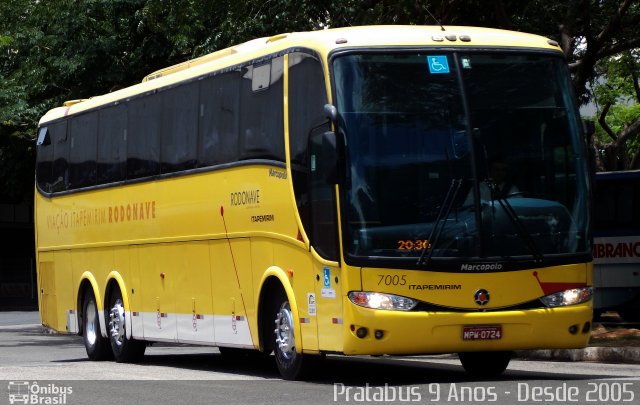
[323,267,331,288]
[427,55,450,74]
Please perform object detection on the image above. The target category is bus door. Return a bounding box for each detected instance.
[309,129,343,351]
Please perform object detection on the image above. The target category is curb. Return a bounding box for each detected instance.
[515,347,640,364]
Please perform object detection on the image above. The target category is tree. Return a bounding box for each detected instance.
[590,49,640,170]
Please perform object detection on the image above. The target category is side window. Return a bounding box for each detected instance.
[68,113,98,189]
[36,126,53,192]
[239,56,285,161]
[128,95,161,179]
[309,128,340,261]
[98,104,127,184]
[51,121,69,192]
[161,83,199,173]
[198,70,242,166]
[288,52,337,260]
[288,53,328,167]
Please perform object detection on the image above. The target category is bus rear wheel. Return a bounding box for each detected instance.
[107,288,146,362]
[458,351,512,377]
[82,290,111,361]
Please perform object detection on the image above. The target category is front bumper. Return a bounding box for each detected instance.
[341,299,592,355]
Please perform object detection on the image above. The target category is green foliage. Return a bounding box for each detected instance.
[591,102,640,143]
[590,49,640,170]
[594,51,640,105]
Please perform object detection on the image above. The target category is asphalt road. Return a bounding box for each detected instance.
[1,312,639,404]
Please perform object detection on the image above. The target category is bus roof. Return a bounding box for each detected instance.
[39,25,561,125]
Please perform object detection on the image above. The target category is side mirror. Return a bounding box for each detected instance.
[324,104,338,126]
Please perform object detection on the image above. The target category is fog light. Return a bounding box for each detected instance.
[582,322,591,334]
[356,327,368,338]
[374,330,384,340]
[568,324,578,334]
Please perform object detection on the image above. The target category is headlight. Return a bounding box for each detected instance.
[348,291,417,311]
[540,286,593,308]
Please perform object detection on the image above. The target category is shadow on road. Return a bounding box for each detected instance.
[6,325,629,384]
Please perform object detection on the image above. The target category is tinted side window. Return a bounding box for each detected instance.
[288,52,329,240]
[161,83,199,173]
[288,53,327,167]
[128,96,161,179]
[309,130,340,261]
[198,70,242,166]
[51,121,69,192]
[36,127,54,192]
[239,56,285,161]
[68,113,98,189]
[98,104,127,184]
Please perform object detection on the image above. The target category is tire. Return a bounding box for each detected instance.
[82,290,111,361]
[458,351,512,377]
[107,287,146,362]
[617,297,640,322]
[592,309,604,322]
[271,295,317,380]
[617,307,640,322]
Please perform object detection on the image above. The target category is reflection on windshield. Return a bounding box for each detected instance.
[333,52,589,267]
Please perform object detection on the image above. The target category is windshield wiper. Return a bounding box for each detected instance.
[486,182,544,262]
[417,179,462,266]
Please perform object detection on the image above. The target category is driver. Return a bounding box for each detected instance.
[464,158,519,205]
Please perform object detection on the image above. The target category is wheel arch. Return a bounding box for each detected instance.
[104,271,132,339]
[77,272,103,337]
[256,267,301,354]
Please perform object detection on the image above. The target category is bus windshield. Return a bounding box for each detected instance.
[332,51,590,268]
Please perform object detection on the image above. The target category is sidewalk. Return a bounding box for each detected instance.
[516,313,640,364]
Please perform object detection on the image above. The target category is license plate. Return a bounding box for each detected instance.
[462,325,502,341]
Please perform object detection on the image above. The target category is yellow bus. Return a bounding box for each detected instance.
[34,25,593,380]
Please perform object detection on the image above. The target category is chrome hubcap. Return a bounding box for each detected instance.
[85,299,97,345]
[274,303,295,359]
[108,298,125,347]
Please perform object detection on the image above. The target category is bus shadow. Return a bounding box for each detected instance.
[19,329,633,384]
[52,348,630,385]
[304,356,629,385]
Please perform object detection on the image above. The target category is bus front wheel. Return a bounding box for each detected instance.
[458,351,512,377]
[273,299,304,379]
[107,288,146,362]
[270,294,322,380]
[82,290,111,361]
